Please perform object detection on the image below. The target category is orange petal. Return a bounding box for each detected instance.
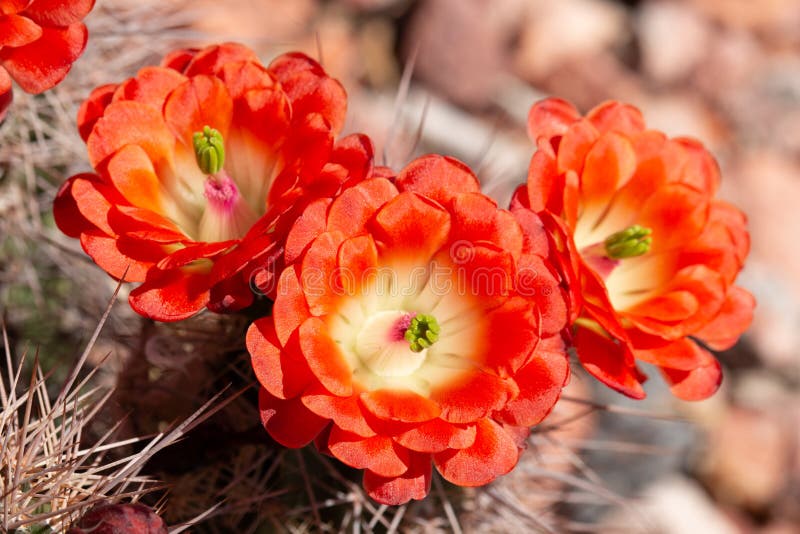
[360,389,441,424]
[433,419,519,486]
[247,318,313,399]
[300,230,345,315]
[394,419,476,453]
[163,75,233,147]
[301,390,376,437]
[337,235,378,296]
[694,286,755,351]
[112,66,186,110]
[328,427,410,478]
[87,100,174,169]
[103,144,164,211]
[449,192,524,261]
[299,317,353,397]
[556,119,598,175]
[585,100,645,136]
[77,83,115,140]
[372,192,451,262]
[580,132,636,217]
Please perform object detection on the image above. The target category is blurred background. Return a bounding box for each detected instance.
[1,0,798,532]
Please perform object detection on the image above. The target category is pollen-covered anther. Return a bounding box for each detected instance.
[193,125,226,174]
[404,313,440,353]
[604,225,652,259]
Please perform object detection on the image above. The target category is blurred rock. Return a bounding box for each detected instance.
[192,0,317,44]
[403,0,527,108]
[686,0,800,47]
[699,407,793,512]
[638,93,726,149]
[514,0,628,82]
[635,476,739,534]
[636,2,711,85]
[693,29,762,100]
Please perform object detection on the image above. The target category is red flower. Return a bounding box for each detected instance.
[0,0,94,120]
[247,155,570,504]
[54,43,373,321]
[514,98,755,400]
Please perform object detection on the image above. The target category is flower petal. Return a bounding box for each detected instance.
[574,325,646,400]
[395,155,480,207]
[299,317,353,397]
[247,318,313,399]
[433,419,519,486]
[363,452,431,505]
[328,427,410,477]
[259,389,328,448]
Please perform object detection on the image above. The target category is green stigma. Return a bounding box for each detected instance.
[192,125,225,175]
[403,314,440,353]
[604,225,653,259]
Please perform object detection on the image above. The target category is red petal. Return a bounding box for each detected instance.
[259,389,328,448]
[128,268,211,321]
[433,419,519,486]
[328,427,410,477]
[658,341,722,401]
[0,14,41,47]
[360,389,441,424]
[372,192,451,262]
[20,0,94,26]
[247,318,313,399]
[525,144,563,214]
[273,266,310,345]
[1,23,86,93]
[431,371,514,424]
[182,42,259,76]
[363,452,431,505]
[80,233,160,282]
[268,52,347,134]
[449,192,524,260]
[111,66,186,109]
[299,317,353,397]
[0,67,11,121]
[574,325,646,400]
[77,83,115,140]
[284,198,331,265]
[526,97,580,141]
[483,297,539,373]
[395,419,476,453]
[326,177,398,237]
[395,155,480,207]
[556,119,598,175]
[53,173,94,238]
[496,337,569,426]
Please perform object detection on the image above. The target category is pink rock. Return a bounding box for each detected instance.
[67,503,167,534]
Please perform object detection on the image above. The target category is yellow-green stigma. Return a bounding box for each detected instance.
[404,313,440,353]
[604,225,652,259]
[192,125,225,175]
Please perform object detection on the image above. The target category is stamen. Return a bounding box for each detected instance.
[604,225,652,259]
[193,125,225,174]
[403,314,441,353]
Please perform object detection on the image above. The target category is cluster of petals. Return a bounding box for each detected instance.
[247,155,571,504]
[54,43,373,320]
[513,97,755,400]
[0,0,94,120]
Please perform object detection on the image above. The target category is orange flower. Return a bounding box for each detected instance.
[514,98,755,400]
[0,0,94,120]
[54,43,373,320]
[247,155,570,504]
